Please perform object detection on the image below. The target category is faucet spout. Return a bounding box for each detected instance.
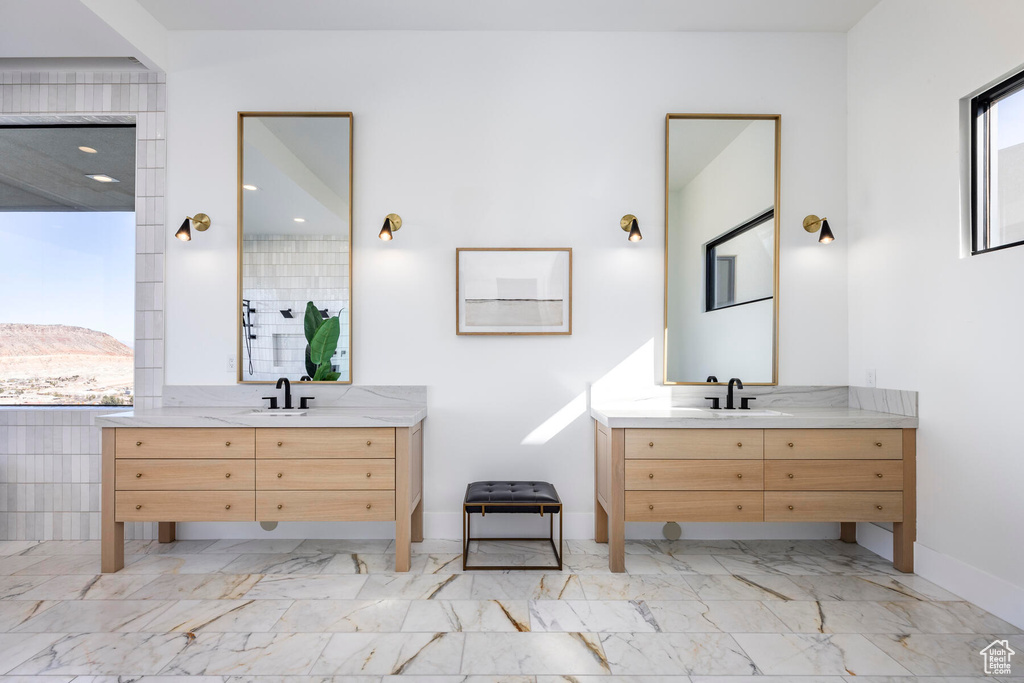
[276,377,292,409]
[726,378,744,409]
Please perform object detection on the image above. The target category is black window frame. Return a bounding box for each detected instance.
[970,68,1024,255]
[704,207,774,313]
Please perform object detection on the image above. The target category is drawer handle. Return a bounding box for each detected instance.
[277,473,283,478]
[737,442,742,447]
[788,505,794,510]
[136,504,142,509]
[225,504,231,510]
[648,504,654,510]
[648,473,654,479]
[736,505,743,510]
[787,442,794,447]
[136,441,142,446]
[366,440,372,446]
[277,441,283,447]
[225,473,231,478]
[277,504,283,510]
[366,472,372,478]
[136,473,142,478]
[788,473,794,479]
[875,442,883,447]
[225,441,231,447]
[649,442,654,447]
[876,505,883,510]
[876,473,883,478]
[736,473,743,479]
[366,503,372,509]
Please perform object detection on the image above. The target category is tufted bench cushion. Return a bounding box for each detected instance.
[464,481,561,514]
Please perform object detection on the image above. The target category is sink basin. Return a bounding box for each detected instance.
[248,409,308,416]
[710,409,789,417]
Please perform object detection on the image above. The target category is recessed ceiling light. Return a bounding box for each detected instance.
[242,184,258,191]
[85,174,119,183]
[293,217,305,222]
[78,146,98,154]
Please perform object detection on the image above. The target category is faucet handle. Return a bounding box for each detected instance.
[740,396,757,410]
[262,396,279,410]
[299,396,315,410]
[704,397,721,410]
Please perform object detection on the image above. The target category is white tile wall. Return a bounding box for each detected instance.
[0,71,167,540]
[241,234,350,382]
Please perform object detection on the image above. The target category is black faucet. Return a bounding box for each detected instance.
[726,377,743,410]
[276,377,293,409]
[706,375,718,383]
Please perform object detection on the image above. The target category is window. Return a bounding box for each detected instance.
[971,69,1024,254]
[704,208,775,312]
[0,124,135,405]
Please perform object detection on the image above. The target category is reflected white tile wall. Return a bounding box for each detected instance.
[0,71,167,540]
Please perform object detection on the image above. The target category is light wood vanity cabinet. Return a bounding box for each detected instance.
[596,424,916,573]
[102,423,424,573]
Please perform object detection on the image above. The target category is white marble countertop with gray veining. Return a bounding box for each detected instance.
[94,405,427,428]
[590,405,917,429]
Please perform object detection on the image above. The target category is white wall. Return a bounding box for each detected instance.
[848,0,1024,618]
[164,30,849,537]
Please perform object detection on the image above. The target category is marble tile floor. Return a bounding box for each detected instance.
[0,538,1019,682]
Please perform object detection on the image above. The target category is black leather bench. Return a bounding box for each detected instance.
[463,481,562,570]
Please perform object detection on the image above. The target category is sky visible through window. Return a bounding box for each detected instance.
[0,211,134,405]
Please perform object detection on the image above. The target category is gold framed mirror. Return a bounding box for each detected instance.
[664,114,780,385]
[237,112,353,384]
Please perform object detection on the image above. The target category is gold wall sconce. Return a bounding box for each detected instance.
[621,214,642,242]
[378,213,403,241]
[803,214,835,244]
[175,213,212,242]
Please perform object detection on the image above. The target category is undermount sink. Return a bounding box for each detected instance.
[709,409,789,417]
[248,409,308,416]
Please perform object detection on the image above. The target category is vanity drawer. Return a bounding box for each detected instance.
[116,459,255,490]
[625,491,763,522]
[256,491,395,521]
[115,428,255,459]
[257,459,395,490]
[764,491,903,522]
[765,460,903,491]
[116,491,255,521]
[625,429,764,460]
[256,428,395,459]
[765,429,901,460]
[626,460,763,490]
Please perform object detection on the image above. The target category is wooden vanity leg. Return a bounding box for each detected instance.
[893,428,917,573]
[395,423,422,572]
[840,522,857,543]
[158,522,176,543]
[594,422,609,543]
[609,427,626,573]
[411,499,424,544]
[101,429,123,573]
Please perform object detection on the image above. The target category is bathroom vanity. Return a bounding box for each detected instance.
[592,400,917,573]
[96,397,426,573]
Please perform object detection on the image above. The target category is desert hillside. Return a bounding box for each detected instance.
[0,323,133,405]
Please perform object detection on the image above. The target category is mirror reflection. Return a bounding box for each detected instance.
[238,113,352,383]
[665,115,779,384]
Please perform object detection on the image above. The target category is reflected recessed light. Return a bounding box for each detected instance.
[78,146,98,154]
[242,184,258,191]
[85,174,119,183]
[293,217,305,222]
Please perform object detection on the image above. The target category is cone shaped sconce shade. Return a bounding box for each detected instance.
[818,218,835,244]
[378,218,393,241]
[628,218,643,242]
[175,218,191,242]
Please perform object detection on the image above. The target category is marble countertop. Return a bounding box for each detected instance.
[591,405,917,429]
[95,405,427,428]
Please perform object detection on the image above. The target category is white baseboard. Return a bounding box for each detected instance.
[856,523,1023,629]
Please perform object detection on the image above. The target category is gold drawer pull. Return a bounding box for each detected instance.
[787,442,794,447]
[649,441,654,447]
[225,504,231,510]
[136,473,142,478]
[366,503,372,509]
[225,473,231,478]
[648,473,654,479]
[788,473,794,479]
[277,472,283,478]
[876,473,883,478]
[875,442,883,447]
[788,505,794,510]
[366,472,372,478]
[736,473,743,479]
[736,442,742,447]
[136,504,142,509]
[277,441,283,447]
[876,505,883,510]
[225,441,231,447]
[277,504,283,510]
[736,505,743,510]
[366,440,372,446]
[136,441,142,446]
[648,504,654,510]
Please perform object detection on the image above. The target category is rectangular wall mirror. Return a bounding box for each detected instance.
[237,112,353,384]
[664,114,780,385]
